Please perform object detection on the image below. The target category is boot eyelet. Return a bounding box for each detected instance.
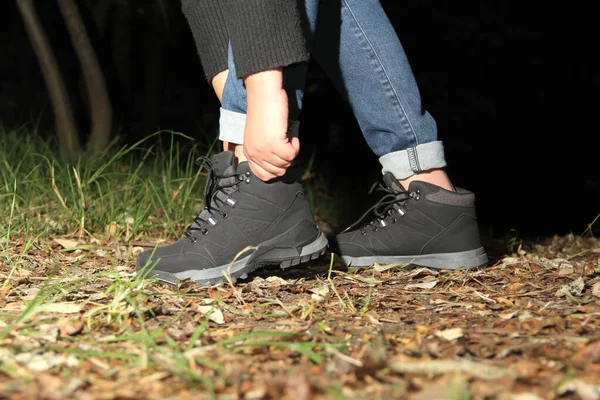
[392,217,397,223]
[238,175,244,181]
[245,178,250,184]
[245,171,251,176]
[222,212,228,219]
[190,237,197,243]
[360,230,367,235]
[201,228,208,235]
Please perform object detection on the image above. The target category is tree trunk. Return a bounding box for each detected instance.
[16,0,80,154]
[57,0,112,154]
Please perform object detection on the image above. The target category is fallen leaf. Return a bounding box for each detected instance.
[507,282,525,294]
[265,276,288,286]
[15,352,79,372]
[405,280,438,290]
[498,394,543,400]
[548,258,573,269]
[364,311,381,326]
[105,222,119,236]
[311,293,325,302]
[558,267,574,276]
[308,285,329,297]
[36,324,59,343]
[35,373,63,395]
[556,277,585,297]
[592,282,600,298]
[251,276,288,287]
[56,317,84,336]
[198,305,224,324]
[373,262,411,272]
[500,257,520,267]
[573,340,600,366]
[435,328,463,341]
[53,238,79,249]
[42,303,82,314]
[388,358,514,380]
[557,379,600,400]
[499,311,518,320]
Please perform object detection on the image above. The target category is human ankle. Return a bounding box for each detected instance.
[398,168,455,192]
[222,142,247,163]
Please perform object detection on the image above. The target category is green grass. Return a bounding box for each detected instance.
[0,125,354,396]
[0,124,347,243]
[0,127,597,398]
[0,125,213,243]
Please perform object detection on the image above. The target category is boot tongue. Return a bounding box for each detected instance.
[211,151,237,176]
[382,172,406,193]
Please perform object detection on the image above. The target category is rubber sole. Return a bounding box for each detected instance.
[146,232,329,287]
[341,247,489,270]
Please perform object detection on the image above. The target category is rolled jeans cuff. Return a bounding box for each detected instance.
[219,107,246,144]
[379,141,447,180]
[218,108,301,145]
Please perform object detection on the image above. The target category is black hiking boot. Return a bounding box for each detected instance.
[330,173,488,269]
[136,151,328,286]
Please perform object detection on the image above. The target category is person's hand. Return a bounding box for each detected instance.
[243,69,300,181]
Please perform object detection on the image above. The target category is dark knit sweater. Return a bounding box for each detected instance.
[181,0,309,81]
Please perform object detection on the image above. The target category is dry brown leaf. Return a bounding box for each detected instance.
[104,222,119,236]
[53,238,79,249]
[197,305,224,324]
[498,310,518,320]
[556,277,585,297]
[434,328,463,341]
[557,379,600,400]
[56,317,84,336]
[388,358,514,380]
[592,282,600,298]
[42,302,82,314]
[405,280,438,290]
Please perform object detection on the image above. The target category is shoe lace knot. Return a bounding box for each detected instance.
[184,156,241,241]
[343,181,419,235]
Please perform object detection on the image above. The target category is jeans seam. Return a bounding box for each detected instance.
[407,147,421,173]
[342,0,419,148]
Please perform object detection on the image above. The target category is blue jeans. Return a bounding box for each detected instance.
[220,0,446,180]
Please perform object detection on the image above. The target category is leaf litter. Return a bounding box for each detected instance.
[0,234,598,399]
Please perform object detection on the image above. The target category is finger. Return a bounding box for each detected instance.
[265,152,292,169]
[258,158,288,177]
[290,137,300,156]
[270,139,300,163]
[245,145,291,170]
[248,159,282,181]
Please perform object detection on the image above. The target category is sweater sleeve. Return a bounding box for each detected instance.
[180,0,229,82]
[223,0,310,79]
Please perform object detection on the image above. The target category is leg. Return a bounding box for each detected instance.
[209,68,244,158]
[313,0,452,189]
[312,0,488,269]
[135,1,328,287]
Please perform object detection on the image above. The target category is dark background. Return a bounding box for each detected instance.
[1,1,598,239]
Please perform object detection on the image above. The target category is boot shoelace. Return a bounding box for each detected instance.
[184,157,245,242]
[342,181,420,235]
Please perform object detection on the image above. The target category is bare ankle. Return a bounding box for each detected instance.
[222,142,247,163]
[398,168,455,191]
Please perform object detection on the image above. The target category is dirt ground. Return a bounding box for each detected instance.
[0,234,599,399]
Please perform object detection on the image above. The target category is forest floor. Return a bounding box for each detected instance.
[0,233,599,400]
[0,131,599,399]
